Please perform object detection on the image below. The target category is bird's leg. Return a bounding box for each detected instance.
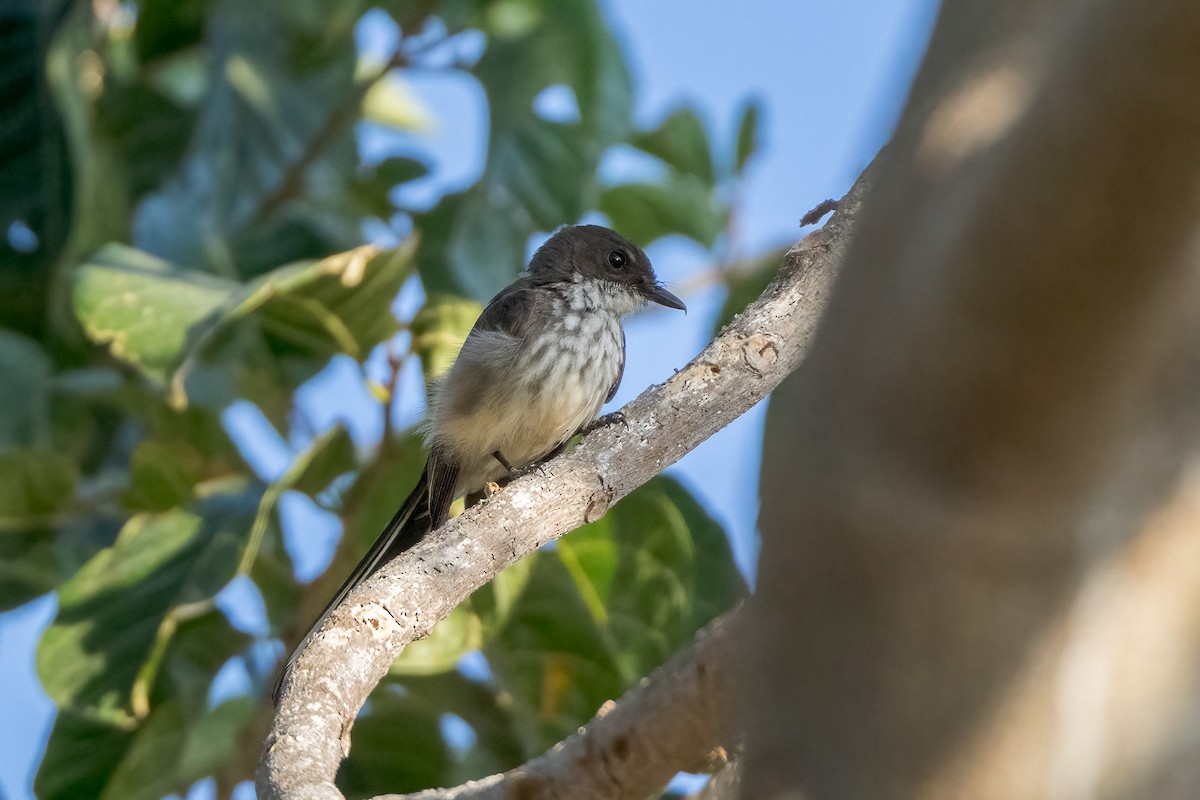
[488,451,520,494]
[579,410,627,436]
[489,442,570,489]
[492,450,515,475]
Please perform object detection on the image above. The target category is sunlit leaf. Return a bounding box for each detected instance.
[73,241,414,405]
[362,73,433,131]
[73,244,235,382]
[389,604,483,676]
[37,490,254,719]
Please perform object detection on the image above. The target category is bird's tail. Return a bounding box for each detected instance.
[273,456,458,702]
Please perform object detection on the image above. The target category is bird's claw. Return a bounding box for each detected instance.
[484,481,501,498]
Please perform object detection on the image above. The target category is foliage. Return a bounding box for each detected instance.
[0,0,759,797]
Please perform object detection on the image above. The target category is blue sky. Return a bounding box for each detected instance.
[0,2,937,797]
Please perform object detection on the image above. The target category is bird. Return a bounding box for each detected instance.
[274,224,685,700]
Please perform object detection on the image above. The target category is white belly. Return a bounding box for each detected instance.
[430,309,624,492]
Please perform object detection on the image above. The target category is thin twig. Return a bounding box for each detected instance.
[799,198,838,227]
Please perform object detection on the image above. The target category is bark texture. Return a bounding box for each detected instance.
[748,0,1200,798]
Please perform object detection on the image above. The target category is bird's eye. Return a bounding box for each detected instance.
[608,251,627,269]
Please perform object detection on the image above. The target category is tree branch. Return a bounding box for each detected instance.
[381,610,741,800]
[748,0,1200,797]
[256,171,867,799]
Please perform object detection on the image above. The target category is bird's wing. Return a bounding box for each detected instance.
[471,280,552,341]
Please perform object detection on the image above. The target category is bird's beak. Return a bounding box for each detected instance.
[643,283,686,311]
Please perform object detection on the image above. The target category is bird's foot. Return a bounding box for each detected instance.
[484,481,502,498]
[580,411,627,436]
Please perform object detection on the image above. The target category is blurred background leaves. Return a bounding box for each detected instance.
[0,0,766,796]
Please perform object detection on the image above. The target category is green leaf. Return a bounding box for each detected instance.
[337,688,450,798]
[393,671,526,780]
[600,175,726,247]
[253,242,414,361]
[0,449,78,530]
[263,430,422,637]
[52,696,257,800]
[289,425,358,497]
[482,476,745,750]
[0,0,72,332]
[338,431,427,562]
[134,0,209,63]
[238,424,356,576]
[389,603,483,676]
[0,527,60,609]
[417,0,634,299]
[0,330,52,447]
[481,554,621,749]
[132,0,362,275]
[98,701,190,800]
[125,439,208,511]
[734,98,762,174]
[34,711,135,800]
[37,492,252,719]
[157,610,252,715]
[73,241,414,406]
[73,243,237,382]
[94,80,196,201]
[470,555,535,637]
[176,696,257,781]
[349,156,429,217]
[410,293,482,381]
[632,107,714,184]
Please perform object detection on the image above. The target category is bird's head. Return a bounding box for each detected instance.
[527,224,686,315]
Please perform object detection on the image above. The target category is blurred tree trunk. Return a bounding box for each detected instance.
[746,0,1200,798]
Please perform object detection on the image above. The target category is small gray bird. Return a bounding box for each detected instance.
[275,224,684,699]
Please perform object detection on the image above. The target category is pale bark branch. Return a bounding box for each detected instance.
[256,171,867,799]
[380,610,741,800]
